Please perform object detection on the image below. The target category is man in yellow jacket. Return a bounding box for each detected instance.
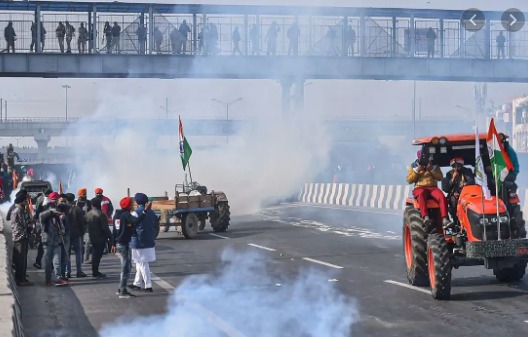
[407,150,451,227]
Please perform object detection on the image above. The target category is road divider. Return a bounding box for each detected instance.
[298,183,528,215]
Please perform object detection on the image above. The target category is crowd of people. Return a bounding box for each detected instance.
[7,186,159,299]
[2,18,358,56]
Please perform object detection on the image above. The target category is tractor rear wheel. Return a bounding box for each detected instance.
[494,261,527,282]
[403,207,429,286]
[427,233,451,300]
[511,205,527,238]
[210,202,230,232]
[182,213,199,239]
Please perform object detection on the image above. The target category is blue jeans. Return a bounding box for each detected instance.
[44,243,62,281]
[66,236,83,274]
[116,243,131,292]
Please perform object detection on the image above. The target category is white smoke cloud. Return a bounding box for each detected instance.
[100,248,358,337]
[65,73,330,214]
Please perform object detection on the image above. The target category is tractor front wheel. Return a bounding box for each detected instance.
[427,233,452,300]
[403,207,429,286]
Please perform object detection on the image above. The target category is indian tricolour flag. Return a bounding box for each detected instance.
[486,118,513,191]
[475,126,491,200]
[179,115,192,170]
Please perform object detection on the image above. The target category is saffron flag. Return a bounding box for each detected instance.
[486,118,513,191]
[179,116,192,170]
[58,181,64,194]
[474,126,491,200]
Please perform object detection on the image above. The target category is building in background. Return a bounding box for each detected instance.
[511,96,528,152]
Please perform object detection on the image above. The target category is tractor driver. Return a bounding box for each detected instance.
[406,150,451,228]
[441,157,475,227]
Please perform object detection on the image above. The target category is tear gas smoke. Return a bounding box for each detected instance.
[66,80,331,215]
[100,248,358,337]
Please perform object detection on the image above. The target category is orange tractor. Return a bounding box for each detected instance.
[403,133,528,300]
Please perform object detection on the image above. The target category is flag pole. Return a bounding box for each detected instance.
[476,127,487,241]
[187,161,193,185]
[493,139,501,241]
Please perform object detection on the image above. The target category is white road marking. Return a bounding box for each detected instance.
[247,243,276,252]
[275,202,399,215]
[384,280,431,295]
[302,257,344,269]
[151,274,174,292]
[209,233,230,239]
[151,273,248,337]
[524,320,528,324]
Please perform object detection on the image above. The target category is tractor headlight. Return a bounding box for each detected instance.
[499,215,509,223]
[439,137,447,145]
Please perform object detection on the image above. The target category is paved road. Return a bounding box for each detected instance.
[19,203,528,337]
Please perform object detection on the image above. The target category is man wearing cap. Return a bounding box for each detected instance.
[129,193,158,293]
[406,150,451,228]
[112,196,150,298]
[33,188,53,269]
[94,187,114,224]
[75,188,92,263]
[39,192,68,286]
[85,197,114,279]
[11,189,33,286]
[64,193,87,278]
[441,157,475,228]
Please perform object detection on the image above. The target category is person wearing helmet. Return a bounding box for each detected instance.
[441,157,475,228]
[407,150,451,228]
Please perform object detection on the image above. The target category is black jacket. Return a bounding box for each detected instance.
[441,167,475,196]
[113,209,146,245]
[85,208,113,245]
[68,205,86,238]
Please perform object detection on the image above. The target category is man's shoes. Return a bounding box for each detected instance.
[128,284,141,290]
[118,290,136,299]
[54,278,68,287]
[93,273,107,280]
[423,216,431,227]
[442,218,454,230]
[61,275,69,281]
[33,263,41,269]
[17,280,33,286]
[66,272,71,279]
[144,287,153,293]
[76,272,87,278]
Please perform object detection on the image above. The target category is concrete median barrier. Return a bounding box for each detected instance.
[299,183,528,214]
[0,213,25,337]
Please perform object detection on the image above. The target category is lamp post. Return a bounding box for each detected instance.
[159,97,185,119]
[455,104,473,124]
[211,97,243,120]
[62,84,71,121]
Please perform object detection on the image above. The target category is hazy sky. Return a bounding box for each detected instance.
[1,0,527,147]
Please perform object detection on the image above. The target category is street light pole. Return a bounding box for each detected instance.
[62,84,71,121]
[211,97,243,120]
